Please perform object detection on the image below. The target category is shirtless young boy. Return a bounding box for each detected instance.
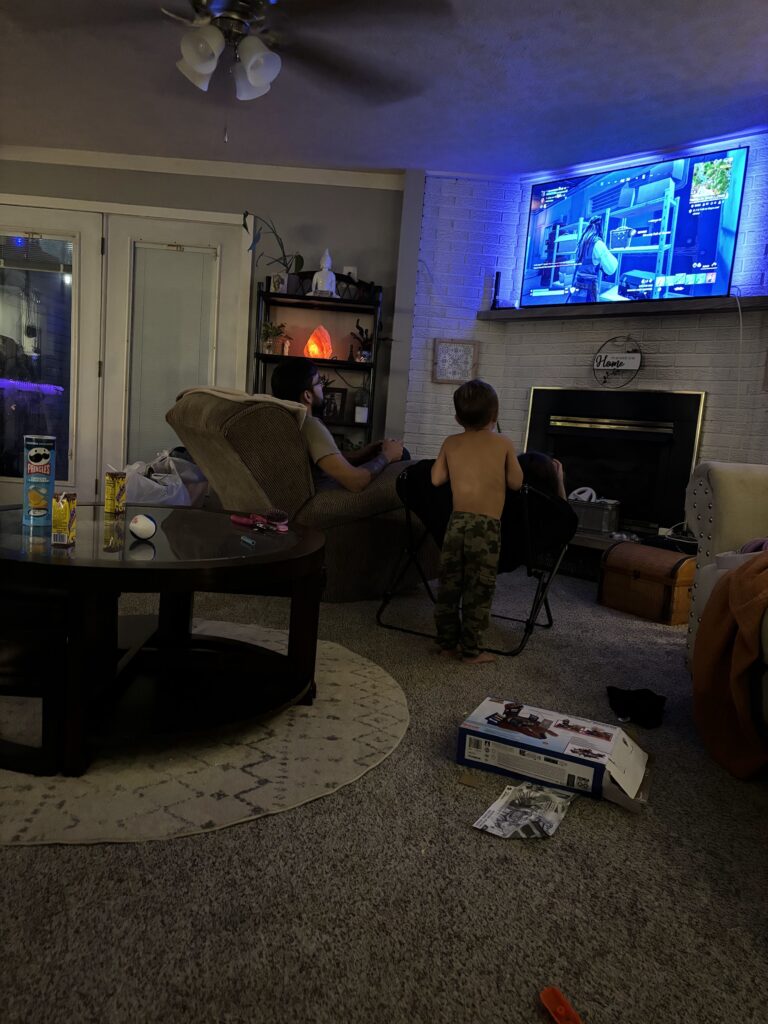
[431,379,523,664]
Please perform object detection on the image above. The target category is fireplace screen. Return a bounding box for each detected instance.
[524,389,704,533]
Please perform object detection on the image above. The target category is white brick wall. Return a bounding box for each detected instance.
[405,132,768,467]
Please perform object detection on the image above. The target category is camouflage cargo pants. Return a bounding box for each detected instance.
[434,511,501,657]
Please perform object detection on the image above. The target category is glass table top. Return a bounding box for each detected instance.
[0,505,316,568]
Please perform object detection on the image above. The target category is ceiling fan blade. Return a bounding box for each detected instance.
[276,36,425,104]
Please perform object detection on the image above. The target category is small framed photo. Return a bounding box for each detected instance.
[322,387,347,424]
[432,339,479,384]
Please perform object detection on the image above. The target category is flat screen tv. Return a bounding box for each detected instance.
[519,146,748,307]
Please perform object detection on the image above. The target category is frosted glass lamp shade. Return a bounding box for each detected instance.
[237,34,282,86]
[234,63,271,100]
[176,58,213,92]
[180,25,225,74]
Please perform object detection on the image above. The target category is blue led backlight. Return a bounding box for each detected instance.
[518,146,749,307]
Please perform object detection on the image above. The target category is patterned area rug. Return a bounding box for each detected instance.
[0,621,409,846]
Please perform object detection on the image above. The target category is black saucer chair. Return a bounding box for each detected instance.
[376,459,578,656]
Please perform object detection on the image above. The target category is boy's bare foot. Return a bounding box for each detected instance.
[435,645,461,659]
[461,651,497,665]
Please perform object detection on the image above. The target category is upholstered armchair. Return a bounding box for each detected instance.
[166,390,438,602]
[684,461,768,672]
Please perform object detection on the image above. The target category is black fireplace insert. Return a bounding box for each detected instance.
[524,388,704,533]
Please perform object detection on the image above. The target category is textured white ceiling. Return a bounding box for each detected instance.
[1,0,766,175]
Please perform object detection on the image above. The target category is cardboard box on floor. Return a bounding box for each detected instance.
[457,697,650,812]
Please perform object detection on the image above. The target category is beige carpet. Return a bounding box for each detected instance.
[0,620,409,846]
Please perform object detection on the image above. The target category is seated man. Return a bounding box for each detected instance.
[270,357,406,493]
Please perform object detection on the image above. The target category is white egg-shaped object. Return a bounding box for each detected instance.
[129,513,157,540]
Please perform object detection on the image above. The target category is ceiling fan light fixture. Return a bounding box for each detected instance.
[180,24,226,74]
[237,34,282,86]
[233,62,272,101]
[176,57,213,92]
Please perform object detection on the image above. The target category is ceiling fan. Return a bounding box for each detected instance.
[165,0,455,102]
[8,0,454,104]
[162,0,288,99]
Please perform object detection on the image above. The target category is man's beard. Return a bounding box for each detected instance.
[312,394,325,417]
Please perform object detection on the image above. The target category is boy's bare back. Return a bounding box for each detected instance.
[433,430,522,519]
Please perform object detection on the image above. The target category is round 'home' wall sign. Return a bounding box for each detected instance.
[592,336,643,388]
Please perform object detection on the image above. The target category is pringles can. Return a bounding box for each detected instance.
[23,435,56,527]
[104,471,127,515]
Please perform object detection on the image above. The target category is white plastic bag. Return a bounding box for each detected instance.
[125,451,207,507]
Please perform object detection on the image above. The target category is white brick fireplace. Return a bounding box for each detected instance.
[403,131,768,469]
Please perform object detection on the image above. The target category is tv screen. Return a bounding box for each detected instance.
[519,146,748,307]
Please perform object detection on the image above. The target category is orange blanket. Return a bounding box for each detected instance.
[692,550,768,778]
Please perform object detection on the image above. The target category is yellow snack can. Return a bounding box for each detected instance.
[52,492,77,546]
[102,515,125,553]
[104,471,127,515]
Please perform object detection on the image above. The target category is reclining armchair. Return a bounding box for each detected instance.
[166,390,438,602]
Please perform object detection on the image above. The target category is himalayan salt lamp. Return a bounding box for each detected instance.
[304,325,333,360]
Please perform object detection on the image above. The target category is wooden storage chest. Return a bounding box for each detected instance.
[598,542,696,625]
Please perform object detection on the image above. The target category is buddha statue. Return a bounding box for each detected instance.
[310,249,338,297]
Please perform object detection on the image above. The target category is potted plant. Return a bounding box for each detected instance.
[260,320,292,355]
[243,212,304,293]
[351,318,374,362]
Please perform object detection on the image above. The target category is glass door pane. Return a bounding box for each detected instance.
[101,215,245,476]
[0,233,73,482]
[126,243,216,464]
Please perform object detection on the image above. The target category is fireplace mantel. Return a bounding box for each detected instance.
[477,295,768,322]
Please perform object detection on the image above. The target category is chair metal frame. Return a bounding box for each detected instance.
[376,484,572,657]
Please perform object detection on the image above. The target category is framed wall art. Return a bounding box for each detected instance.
[322,387,347,424]
[432,339,479,384]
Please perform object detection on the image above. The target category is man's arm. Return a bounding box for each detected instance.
[316,453,379,493]
[346,441,381,466]
[318,439,403,493]
[431,443,449,487]
[505,440,524,491]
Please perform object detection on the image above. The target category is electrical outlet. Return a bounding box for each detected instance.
[343,265,357,280]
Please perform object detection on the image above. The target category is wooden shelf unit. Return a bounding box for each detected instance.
[249,273,384,449]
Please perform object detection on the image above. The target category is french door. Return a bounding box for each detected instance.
[101,216,245,473]
[0,206,245,505]
[0,206,102,504]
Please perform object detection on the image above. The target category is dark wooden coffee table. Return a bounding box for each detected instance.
[0,505,325,776]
